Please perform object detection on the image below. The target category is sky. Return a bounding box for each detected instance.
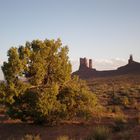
[0,0,140,79]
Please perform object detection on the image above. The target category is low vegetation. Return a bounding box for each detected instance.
[113,112,127,132]
[135,112,140,124]
[118,131,132,140]
[85,126,110,140]
[21,134,41,140]
[57,136,70,140]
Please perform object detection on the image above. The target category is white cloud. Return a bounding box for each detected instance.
[71,60,79,72]
[71,58,127,72]
[94,58,126,70]
[0,65,4,80]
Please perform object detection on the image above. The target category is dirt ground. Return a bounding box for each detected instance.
[0,114,93,140]
[0,75,140,140]
[0,112,140,140]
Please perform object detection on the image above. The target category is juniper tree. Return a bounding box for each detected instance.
[0,38,97,125]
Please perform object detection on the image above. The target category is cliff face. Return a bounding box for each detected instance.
[73,56,140,79]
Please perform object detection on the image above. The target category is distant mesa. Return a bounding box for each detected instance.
[73,55,140,79]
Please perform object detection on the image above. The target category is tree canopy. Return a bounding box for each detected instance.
[2,39,71,86]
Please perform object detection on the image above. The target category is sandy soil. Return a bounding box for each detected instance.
[0,112,140,140]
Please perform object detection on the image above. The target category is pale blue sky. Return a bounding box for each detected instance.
[0,0,140,79]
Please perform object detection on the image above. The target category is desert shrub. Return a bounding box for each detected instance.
[0,39,98,125]
[108,105,122,113]
[85,126,110,140]
[121,96,129,107]
[7,84,62,125]
[57,135,70,140]
[76,109,92,120]
[111,94,121,105]
[0,82,7,104]
[93,105,105,123]
[135,112,140,124]
[6,77,97,125]
[118,131,131,140]
[21,134,41,140]
[58,76,97,120]
[129,98,138,109]
[113,112,127,132]
[111,94,130,107]
[135,104,140,111]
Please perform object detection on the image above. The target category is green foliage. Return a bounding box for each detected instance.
[0,38,97,125]
[2,39,71,86]
[85,126,110,140]
[58,76,97,119]
[0,82,7,103]
[0,80,30,104]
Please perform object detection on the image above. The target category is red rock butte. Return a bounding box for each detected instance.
[73,55,140,79]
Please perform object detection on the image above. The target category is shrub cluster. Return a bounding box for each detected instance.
[113,112,127,132]
[85,126,110,140]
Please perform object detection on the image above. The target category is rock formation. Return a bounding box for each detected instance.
[73,55,140,79]
[79,58,93,69]
[128,54,134,64]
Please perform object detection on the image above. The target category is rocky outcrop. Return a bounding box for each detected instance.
[73,55,140,79]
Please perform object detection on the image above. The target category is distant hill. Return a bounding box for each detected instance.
[73,55,140,79]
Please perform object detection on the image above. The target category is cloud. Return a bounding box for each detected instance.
[71,60,79,72]
[0,66,4,80]
[0,61,4,80]
[94,58,126,70]
[71,58,127,72]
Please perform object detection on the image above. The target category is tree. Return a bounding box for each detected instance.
[0,38,97,125]
[2,39,71,86]
[58,76,97,119]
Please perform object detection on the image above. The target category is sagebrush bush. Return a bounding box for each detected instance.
[77,109,92,120]
[135,112,140,124]
[129,98,137,108]
[57,135,70,140]
[108,105,122,113]
[93,105,105,123]
[121,96,129,107]
[21,134,41,140]
[113,112,127,132]
[118,131,131,140]
[85,126,110,140]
